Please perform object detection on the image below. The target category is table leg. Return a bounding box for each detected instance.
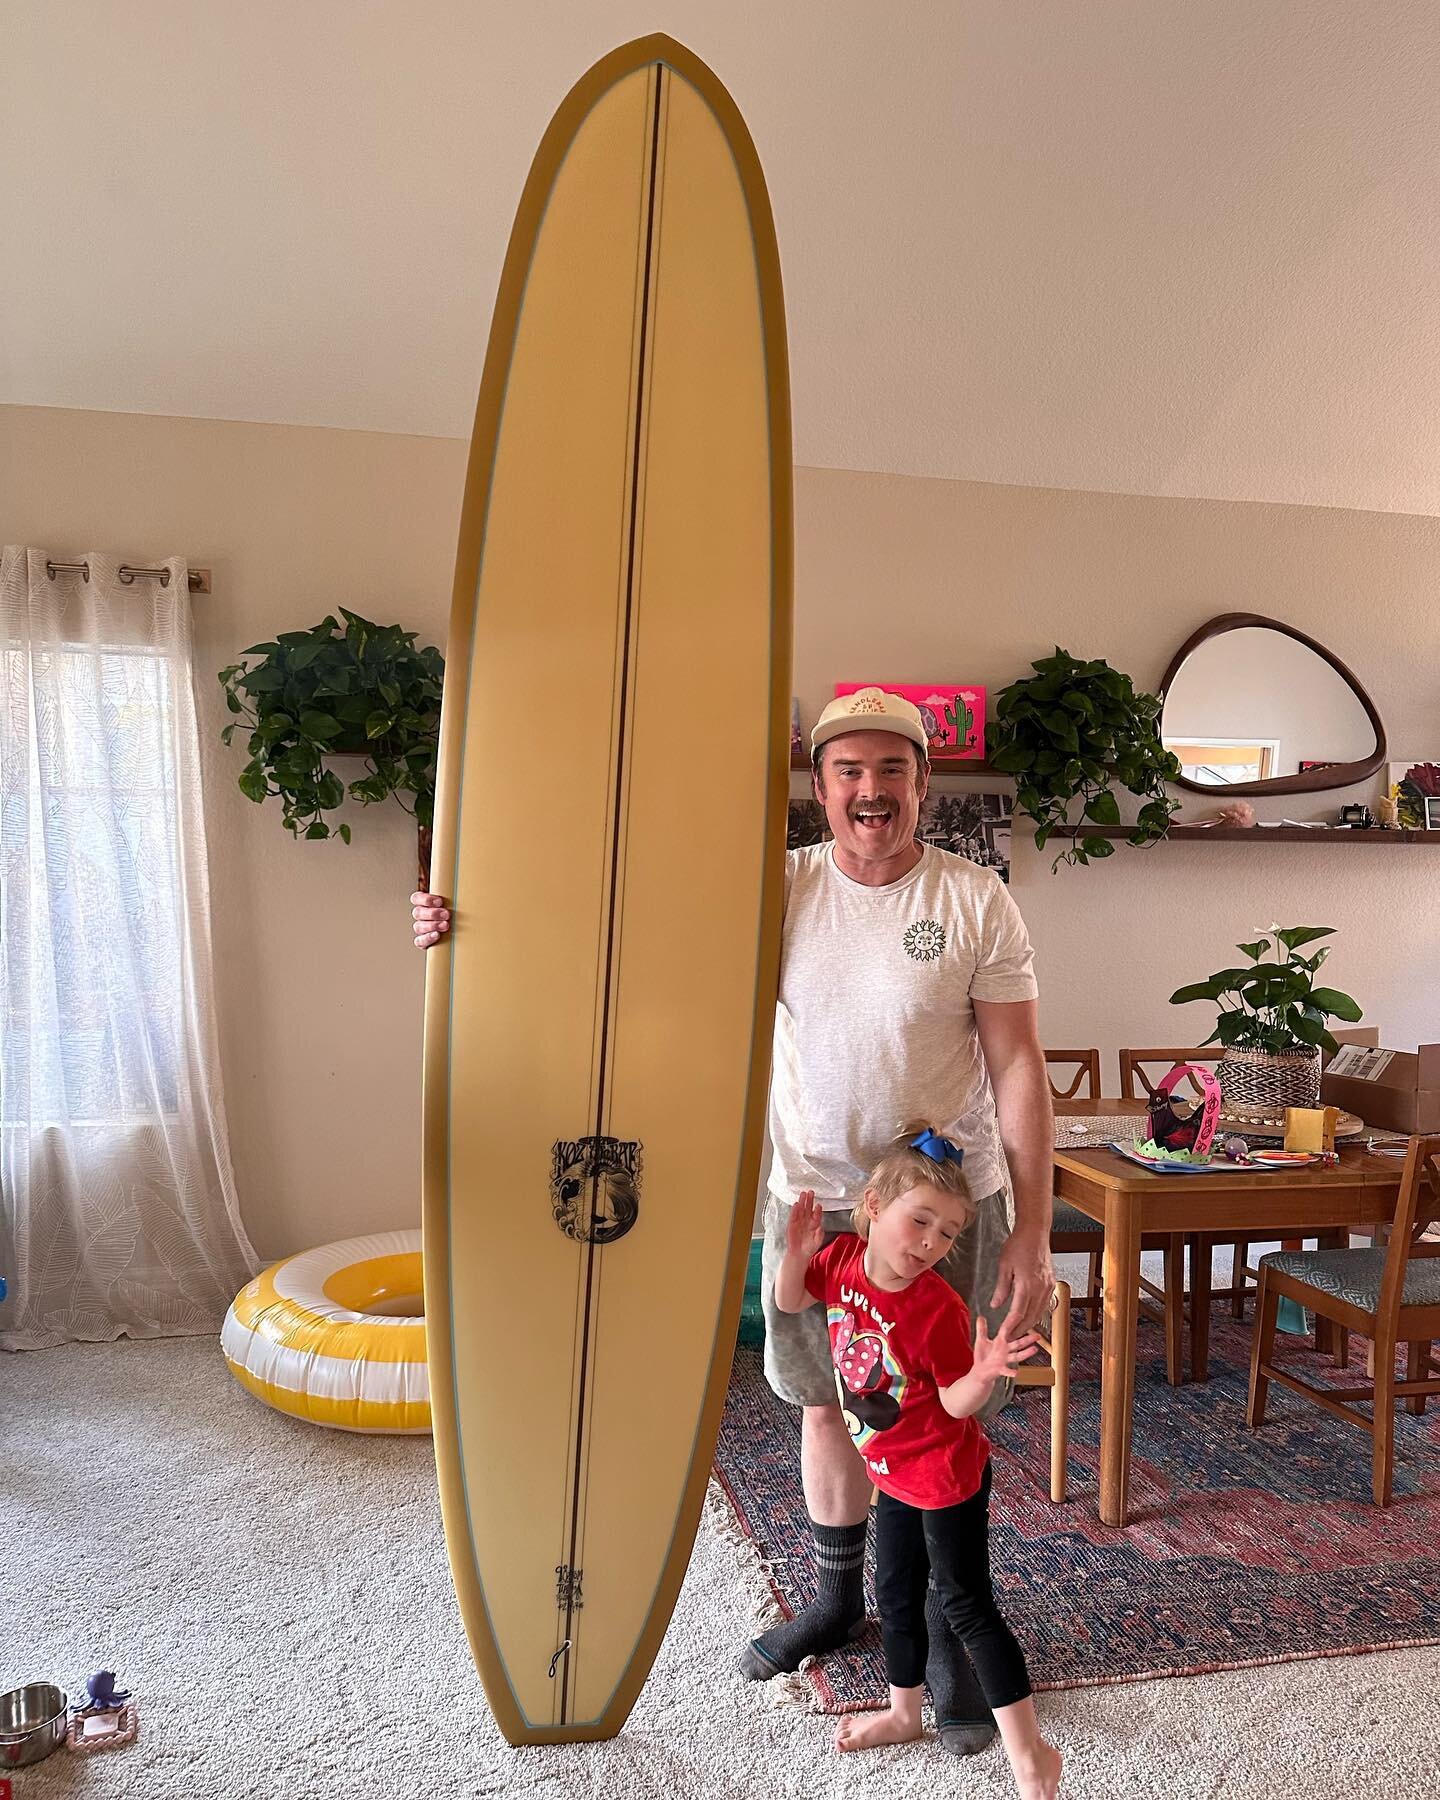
[1190,1234,1212,1383]
[1099,1193,1141,1527]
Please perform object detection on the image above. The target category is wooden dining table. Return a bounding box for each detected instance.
[1052,1098,1407,1526]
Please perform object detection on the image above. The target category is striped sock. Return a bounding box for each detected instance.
[739,1519,868,1678]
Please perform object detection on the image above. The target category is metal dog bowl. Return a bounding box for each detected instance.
[0,1683,69,1767]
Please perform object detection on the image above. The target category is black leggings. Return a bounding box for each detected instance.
[874,1464,1032,1708]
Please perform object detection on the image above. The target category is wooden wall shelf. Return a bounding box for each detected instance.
[1052,825,1439,844]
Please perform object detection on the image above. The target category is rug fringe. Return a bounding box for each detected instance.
[702,1480,821,1714]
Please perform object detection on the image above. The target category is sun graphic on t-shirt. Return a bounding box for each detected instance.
[903,918,946,962]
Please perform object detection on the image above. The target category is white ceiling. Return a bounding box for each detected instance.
[6,1,1440,514]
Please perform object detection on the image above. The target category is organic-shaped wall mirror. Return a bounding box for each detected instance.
[1159,612,1386,796]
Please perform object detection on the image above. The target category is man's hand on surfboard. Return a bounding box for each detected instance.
[412,892,451,949]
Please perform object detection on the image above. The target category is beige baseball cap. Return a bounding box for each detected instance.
[810,687,930,757]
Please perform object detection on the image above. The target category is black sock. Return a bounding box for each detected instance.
[739,1519,867,1678]
[925,1581,996,1755]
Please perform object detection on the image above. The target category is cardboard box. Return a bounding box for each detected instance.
[1321,1030,1440,1134]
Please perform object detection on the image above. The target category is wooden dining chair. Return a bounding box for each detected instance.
[1013,1279,1072,1502]
[1046,1050,1103,1330]
[1045,1049,1185,1383]
[1247,1134,1440,1506]
[1045,1049,1102,1103]
[1118,1047,1225,1106]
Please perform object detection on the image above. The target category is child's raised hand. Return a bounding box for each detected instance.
[971,1315,1041,1383]
[786,1190,825,1261]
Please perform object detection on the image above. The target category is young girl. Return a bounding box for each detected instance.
[775,1124,1062,1800]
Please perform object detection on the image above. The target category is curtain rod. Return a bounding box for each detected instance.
[45,559,212,594]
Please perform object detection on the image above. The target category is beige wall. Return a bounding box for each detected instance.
[4,405,1437,1256]
[1,404,462,1258]
[793,466,1440,1093]
[9,4,1440,516]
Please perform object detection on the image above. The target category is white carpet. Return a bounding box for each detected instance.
[3,1335,1435,1799]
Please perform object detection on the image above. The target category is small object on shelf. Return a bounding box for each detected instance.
[1388,758,1440,828]
[1284,1105,1339,1153]
[1213,799,1257,828]
[1338,803,1373,828]
[1375,794,1400,829]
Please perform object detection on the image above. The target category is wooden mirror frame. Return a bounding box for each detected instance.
[1158,611,1387,797]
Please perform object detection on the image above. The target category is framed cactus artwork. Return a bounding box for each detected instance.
[833,682,985,759]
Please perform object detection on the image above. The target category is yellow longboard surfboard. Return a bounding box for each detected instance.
[421,36,791,1744]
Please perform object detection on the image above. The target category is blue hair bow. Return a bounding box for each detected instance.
[910,1128,964,1168]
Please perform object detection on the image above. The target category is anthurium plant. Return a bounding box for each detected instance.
[1169,924,1363,1053]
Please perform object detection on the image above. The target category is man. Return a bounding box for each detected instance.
[410,687,1053,1756]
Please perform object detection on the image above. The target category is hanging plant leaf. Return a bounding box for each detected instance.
[989,648,1180,871]
[218,610,444,850]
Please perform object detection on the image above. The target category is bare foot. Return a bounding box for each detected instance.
[1014,1739,1063,1799]
[834,1708,924,1753]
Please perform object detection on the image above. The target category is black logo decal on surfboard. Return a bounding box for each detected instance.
[550,1136,641,1244]
[555,1564,584,1611]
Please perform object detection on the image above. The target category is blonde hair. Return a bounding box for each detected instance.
[852,1122,974,1239]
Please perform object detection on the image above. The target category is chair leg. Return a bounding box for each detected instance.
[1050,1280,1071,1504]
[1247,1273,1280,1428]
[1231,1236,1248,1319]
[1314,1234,1346,1360]
[1373,1335,1398,1507]
[1335,1323,1350,1369]
[1082,1250,1101,1329]
[1406,1341,1429,1416]
[1163,1236,1185,1386]
[1190,1235,1213,1384]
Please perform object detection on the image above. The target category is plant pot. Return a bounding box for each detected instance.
[1218,1044,1322,1128]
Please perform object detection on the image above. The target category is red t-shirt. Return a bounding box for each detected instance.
[805,1233,989,1509]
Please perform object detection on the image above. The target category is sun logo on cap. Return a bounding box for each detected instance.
[903,919,946,962]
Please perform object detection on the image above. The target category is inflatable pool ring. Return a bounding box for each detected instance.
[221,1230,429,1433]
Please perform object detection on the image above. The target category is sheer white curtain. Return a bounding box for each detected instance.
[0,547,256,1350]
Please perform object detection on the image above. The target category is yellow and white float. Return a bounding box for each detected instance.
[221,1230,429,1433]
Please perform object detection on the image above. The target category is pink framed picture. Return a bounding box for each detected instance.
[834,683,985,759]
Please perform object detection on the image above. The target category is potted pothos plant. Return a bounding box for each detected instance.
[987,649,1182,870]
[218,609,444,878]
[1169,923,1363,1120]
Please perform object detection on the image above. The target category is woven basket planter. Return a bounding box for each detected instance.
[1218,1044,1322,1128]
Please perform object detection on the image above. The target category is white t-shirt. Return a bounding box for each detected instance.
[768,842,1039,1211]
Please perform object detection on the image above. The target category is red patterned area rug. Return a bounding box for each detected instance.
[712,1316,1440,1712]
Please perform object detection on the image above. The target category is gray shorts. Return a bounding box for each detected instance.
[760,1188,1015,1422]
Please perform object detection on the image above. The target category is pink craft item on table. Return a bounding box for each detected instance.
[1147,1063,1223,1157]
